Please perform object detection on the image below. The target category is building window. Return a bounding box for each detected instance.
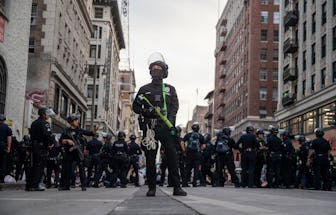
[90,45,101,59]
[273,12,280,24]
[31,3,38,25]
[312,13,316,34]
[274,0,279,5]
[54,86,60,114]
[303,22,306,41]
[311,43,315,65]
[272,69,278,81]
[321,35,326,58]
[88,105,98,119]
[261,0,268,5]
[303,0,307,13]
[29,38,35,53]
[87,85,98,99]
[261,29,267,41]
[94,7,103,19]
[321,68,326,88]
[319,103,336,129]
[70,102,76,114]
[261,11,269,23]
[92,25,103,39]
[260,68,267,81]
[88,65,100,79]
[273,49,278,61]
[322,2,327,25]
[272,88,278,101]
[303,111,316,134]
[302,80,306,97]
[333,27,336,50]
[61,94,68,118]
[259,88,267,100]
[259,107,267,119]
[260,49,267,61]
[274,30,279,42]
[311,74,315,93]
[333,61,336,83]
[303,51,306,71]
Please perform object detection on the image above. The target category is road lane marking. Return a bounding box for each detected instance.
[0,198,123,203]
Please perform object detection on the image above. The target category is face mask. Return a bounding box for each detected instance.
[150,69,164,80]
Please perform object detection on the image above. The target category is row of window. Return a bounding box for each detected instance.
[260,48,278,61]
[259,87,277,101]
[261,11,280,24]
[260,29,279,42]
[280,102,336,135]
[259,68,278,81]
[261,0,279,5]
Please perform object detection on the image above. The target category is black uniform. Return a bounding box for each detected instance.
[296,143,311,189]
[183,132,205,187]
[86,138,103,187]
[46,145,61,188]
[128,140,141,186]
[26,118,54,190]
[267,134,283,188]
[254,138,268,187]
[175,135,187,187]
[59,127,94,190]
[111,139,129,187]
[200,140,214,186]
[214,133,239,187]
[133,82,181,190]
[15,138,30,181]
[0,122,12,182]
[237,133,258,188]
[311,137,331,190]
[98,141,113,187]
[281,138,295,188]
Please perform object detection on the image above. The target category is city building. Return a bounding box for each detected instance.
[276,0,336,147]
[26,0,93,133]
[0,0,32,138]
[204,90,214,136]
[191,105,208,133]
[85,0,125,134]
[214,0,279,139]
[118,69,137,136]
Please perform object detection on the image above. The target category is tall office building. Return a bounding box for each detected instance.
[276,0,336,143]
[214,0,279,139]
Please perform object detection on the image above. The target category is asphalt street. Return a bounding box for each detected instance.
[0,186,335,215]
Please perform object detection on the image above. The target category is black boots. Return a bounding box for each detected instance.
[146,188,156,196]
[173,187,187,196]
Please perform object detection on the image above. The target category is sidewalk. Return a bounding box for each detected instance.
[109,187,199,215]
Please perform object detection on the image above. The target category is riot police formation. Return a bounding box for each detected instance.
[111,131,129,188]
[86,133,103,187]
[128,134,141,187]
[26,108,55,191]
[58,114,96,191]
[214,127,240,187]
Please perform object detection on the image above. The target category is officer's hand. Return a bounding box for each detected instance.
[67,140,75,146]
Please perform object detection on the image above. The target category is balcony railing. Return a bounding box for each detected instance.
[282,92,296,106]
[284,38,298,54]
[283,67,297,82]
[284,10,298,27]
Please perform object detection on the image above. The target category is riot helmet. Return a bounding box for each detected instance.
[0,114,6,121]
[129,134,136,141]
[256,128,264,135]
[281,130,290,138]
[38,107,55,117]
[314,128,324,137]
[148,52,168,79]
[298,135,306,143]
[203,133,211,142]
[67,113,79,124]
[222,127,231,136]
[191,122,200,132]
[246,126,254,133]
[118,131,126,140]
[269,125,279,134]
[103,133,112,141]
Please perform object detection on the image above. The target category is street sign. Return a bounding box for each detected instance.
[0,15,4,42]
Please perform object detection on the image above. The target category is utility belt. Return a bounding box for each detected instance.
[49,157,58,161]
[244,148,255,152]
[317,153,328,157]
[115,151,126,156]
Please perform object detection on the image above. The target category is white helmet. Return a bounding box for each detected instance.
[147,52,168,78]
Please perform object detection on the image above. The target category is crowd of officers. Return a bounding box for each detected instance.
[0,109,335,192]
[167,122,335,191]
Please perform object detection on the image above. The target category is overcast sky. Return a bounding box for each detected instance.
[129,0,227,126]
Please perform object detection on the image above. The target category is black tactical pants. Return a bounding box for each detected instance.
[129,155,140,186]
[111,154,129,186]
[313,156,331,190]
[142,124,181,189]
[241,151,256,188]
[87,154,101,186]
[216,153,239,186]
[26,143,47,189]
[267,152,281,188]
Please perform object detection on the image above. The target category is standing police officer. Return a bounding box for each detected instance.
[0,114,12,183]
[296,136,310,189]
[237,126,258,188]
[183,122,205,187]
[281,130,295,188]
[200,133,214,186]
[98,133,113,187]
[267,126,282,188]
[128,134,141,186]
[132,52,187,196]
[111,131,129,188]
[26,107,55,191]
[86,133,103,187]
[254,129,268,188]
[307,128,332,191]
[59,114,96,191]
[214,127,240,187]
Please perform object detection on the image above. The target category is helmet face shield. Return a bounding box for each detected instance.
[45,108,56,116]
[148,52,168,78]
